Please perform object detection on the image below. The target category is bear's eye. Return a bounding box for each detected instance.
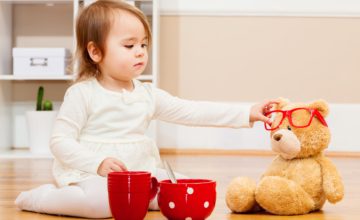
[287,125,292,131]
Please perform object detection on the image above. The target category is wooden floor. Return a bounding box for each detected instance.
[1,154,359,219]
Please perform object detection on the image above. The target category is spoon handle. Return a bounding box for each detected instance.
[163,160,178,184]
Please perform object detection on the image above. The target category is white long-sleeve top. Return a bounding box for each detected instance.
[50,78,251,186]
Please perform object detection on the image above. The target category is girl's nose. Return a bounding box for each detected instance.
[135,47,145,58]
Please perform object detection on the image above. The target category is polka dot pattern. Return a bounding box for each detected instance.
[169,201,175,209]
[158,180,216,220]
[187,187,194,195]
[204,201,209,208]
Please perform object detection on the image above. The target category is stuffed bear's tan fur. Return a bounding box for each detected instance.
[226,99,344,215]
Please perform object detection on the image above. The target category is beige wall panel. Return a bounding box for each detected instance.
[13,4,73,50]
[12,81,70,102]
[160,16,360,103]
[159,16,181,95]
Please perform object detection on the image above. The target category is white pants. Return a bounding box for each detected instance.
[15,168,187,218]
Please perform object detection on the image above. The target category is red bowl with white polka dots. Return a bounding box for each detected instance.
[157,179,216,220]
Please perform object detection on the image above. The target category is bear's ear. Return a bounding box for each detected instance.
[309,99,329,117]
[275,97,289,110]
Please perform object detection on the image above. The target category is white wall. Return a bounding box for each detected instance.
[156,103,360,152]
[12,102,359,152]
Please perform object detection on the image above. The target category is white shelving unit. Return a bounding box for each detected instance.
[0,0,159,158]
[0,74,154,81]
[0,75,74,80]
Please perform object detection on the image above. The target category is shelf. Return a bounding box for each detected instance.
[0,74,153,81]
[0,149,53,159]
[3,0,72,4]
[0,74,74,80]
[2,0,153,5]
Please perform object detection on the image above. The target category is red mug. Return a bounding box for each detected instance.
[158,179,216,220]
[108,171,158,220]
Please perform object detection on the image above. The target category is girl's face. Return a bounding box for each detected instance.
[99,10,148,82]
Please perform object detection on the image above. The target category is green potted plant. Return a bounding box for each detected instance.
[36,86,53,111]
[26,86,57,155]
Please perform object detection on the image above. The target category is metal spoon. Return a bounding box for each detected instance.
[163,160,177,184]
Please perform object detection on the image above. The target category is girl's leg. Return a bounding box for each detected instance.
[15,176,111,218]
[148,168,188,210]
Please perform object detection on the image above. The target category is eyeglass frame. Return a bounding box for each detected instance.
[264,107,328,131]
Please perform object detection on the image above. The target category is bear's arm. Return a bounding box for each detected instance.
[317,156,344,203]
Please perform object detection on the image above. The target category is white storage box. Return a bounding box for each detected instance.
[13,48,71,76]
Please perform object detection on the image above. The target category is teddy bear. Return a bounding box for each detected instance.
[225,99,344,215]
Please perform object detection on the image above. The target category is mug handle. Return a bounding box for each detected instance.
[149,177,158,201]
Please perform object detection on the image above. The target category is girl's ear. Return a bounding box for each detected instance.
[308,99,329,117]
[87,41,102,63]
[275,97,289,110]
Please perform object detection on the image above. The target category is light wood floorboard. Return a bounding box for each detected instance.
[1,154,359,219]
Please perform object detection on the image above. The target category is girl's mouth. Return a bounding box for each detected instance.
[134,62,144,68]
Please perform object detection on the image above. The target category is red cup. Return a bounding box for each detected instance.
[108,171,158,220]
[158,179,216,220]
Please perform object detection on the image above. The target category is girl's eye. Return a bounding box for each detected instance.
[124,45,134,49]
[141,44,148,48]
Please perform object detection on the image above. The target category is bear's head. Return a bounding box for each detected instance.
[267,99,331,160]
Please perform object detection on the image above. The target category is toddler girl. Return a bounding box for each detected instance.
[15,0,276,218]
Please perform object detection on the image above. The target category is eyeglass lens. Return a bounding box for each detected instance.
[265,108,312,130]
[290,109,312,127]
[265,111,283,130]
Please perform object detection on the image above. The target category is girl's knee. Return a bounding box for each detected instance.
[77,176,111,218]
[82,199,112,218]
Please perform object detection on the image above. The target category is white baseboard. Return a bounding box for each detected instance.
[156,103,360,152]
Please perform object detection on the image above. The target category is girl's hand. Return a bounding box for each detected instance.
[249,99,279,124]
[97,157,128,177]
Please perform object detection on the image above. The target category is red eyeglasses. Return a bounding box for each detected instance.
[264,107,328,131]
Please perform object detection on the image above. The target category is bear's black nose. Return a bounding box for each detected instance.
[273,134,283,141]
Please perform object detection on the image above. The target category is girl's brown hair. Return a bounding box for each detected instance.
[74,0,151,82]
